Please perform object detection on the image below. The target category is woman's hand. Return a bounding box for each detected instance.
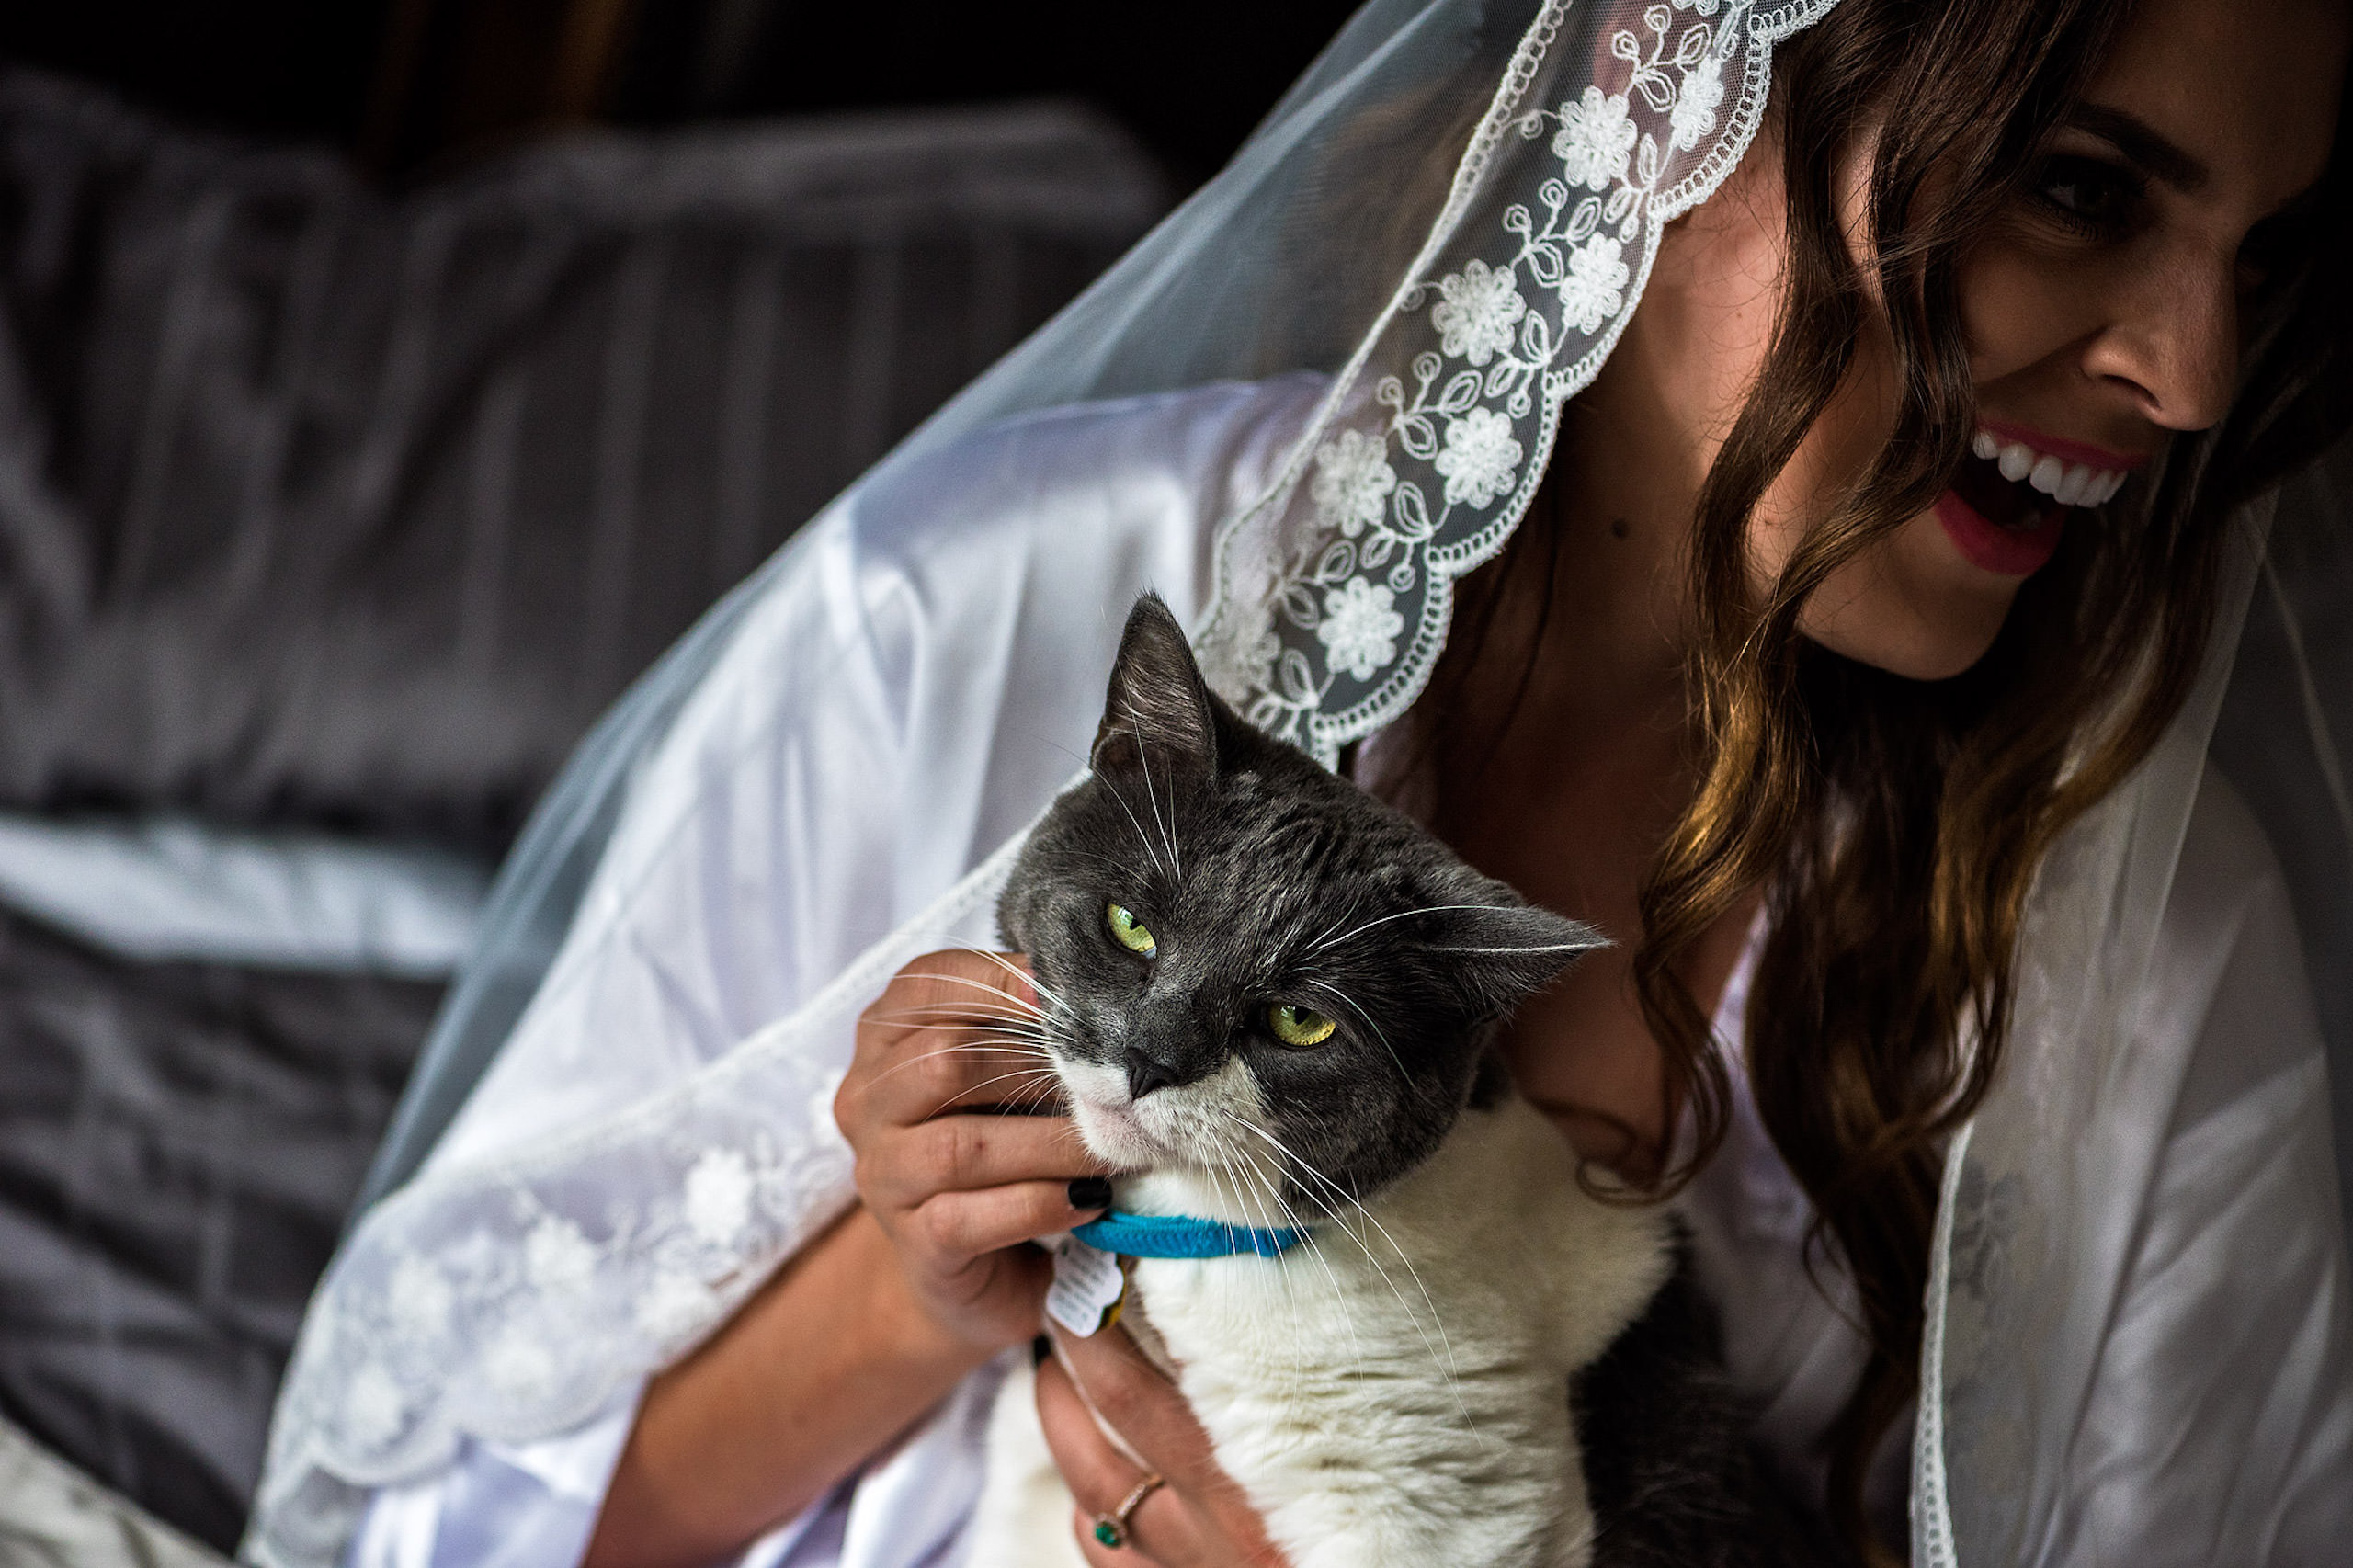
[1037,1323,1290,1567]
[835,948,1114,1353]
[591,950,1105,1568]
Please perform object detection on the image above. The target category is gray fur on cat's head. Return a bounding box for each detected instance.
[999,593,1601,1205]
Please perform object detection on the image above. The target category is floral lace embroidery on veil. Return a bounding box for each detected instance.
[1198,0,1836,764]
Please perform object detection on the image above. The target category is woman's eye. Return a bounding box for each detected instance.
[1266,1003,1337,1047]
[1105,903,1157,958]
[2030,155,2143,239]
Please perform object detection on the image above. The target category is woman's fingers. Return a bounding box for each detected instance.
[869,1028,1055,1121]
[1072,1505,1176,1568]
[905,1178,1108,1259]
[1035,1350,1194,1567]
[1048,1324,1220,1494]
[868,949,1040,1053]
[1038,1327,1287,1568]
[858,1109,1105,1213]
[835,949,1112,1353]
[840,950,1062,1131]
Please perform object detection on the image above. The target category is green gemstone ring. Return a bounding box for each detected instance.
[1091,1471,1164,1551]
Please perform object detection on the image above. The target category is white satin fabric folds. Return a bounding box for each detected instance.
[258,376,1324,1568]
[301,377,2353,1568]
[419,372,1324,1187]
[1688,769,2353,1562]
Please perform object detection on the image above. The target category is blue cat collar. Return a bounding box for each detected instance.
[1073,1210,1309,1259]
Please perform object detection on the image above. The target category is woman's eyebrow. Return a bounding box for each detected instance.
[2069,103,2211,193]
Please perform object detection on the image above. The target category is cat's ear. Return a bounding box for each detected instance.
[1424,901,1607,1016]
[1093,593,1219,784]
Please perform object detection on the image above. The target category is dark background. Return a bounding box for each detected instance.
[0,0,1365,189]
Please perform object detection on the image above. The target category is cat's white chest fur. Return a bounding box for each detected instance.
[966,1095,1669,1568]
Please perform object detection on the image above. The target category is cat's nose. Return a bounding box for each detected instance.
[1122,1047,1184,1100]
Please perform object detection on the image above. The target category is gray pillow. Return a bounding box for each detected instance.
[0,72,1166,853]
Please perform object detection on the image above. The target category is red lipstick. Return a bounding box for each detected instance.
[1934,490,2064,577]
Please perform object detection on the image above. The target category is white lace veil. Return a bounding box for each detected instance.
[251,2,2353,1564]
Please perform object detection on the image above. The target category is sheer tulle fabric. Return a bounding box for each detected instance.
[248,2,2353,1564]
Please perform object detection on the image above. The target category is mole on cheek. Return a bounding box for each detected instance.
[1608,518,1631,540]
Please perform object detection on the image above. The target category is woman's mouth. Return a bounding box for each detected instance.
[1935,422,2136,577]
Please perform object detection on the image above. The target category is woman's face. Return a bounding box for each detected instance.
[1727,0,2348,679]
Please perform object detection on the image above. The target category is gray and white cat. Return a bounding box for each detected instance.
[968,594,1677,1568]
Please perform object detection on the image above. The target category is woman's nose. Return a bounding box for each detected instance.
[2079,248,2240,434]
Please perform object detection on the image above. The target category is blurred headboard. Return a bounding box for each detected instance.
[0,71,1166,854]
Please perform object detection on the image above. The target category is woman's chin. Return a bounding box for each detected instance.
[1855,627,2006,682]
[1799,512,2020,680]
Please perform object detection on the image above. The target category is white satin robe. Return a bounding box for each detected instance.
[337,377,2353,1568]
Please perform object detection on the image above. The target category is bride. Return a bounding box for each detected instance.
[252,0,2353,1564]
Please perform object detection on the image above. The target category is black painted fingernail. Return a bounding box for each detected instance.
[1031,1334,1051,1367]
[1068,1176,1112,1211]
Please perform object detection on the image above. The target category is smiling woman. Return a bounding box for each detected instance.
[1407,0,2353,1551]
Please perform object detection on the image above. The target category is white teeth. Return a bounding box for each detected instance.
[1971,425,2128,507]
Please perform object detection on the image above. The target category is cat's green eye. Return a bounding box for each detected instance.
[1267,1003,1336,1047]
[1106,903,1157,958]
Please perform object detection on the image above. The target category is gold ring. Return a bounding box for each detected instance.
[1090,1471,1165,1551]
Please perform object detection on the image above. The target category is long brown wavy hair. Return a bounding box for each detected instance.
[1404,0,2353,1561]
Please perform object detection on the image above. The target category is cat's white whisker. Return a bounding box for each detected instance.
[1120,712,1176,872]
[1212,1113,1385,1371]
[1232,1134,1362,1359]
[1241,1136,1456,1415]
[1302,906,1358,956]
[950,1074,1073,1111]
[959,948,1076,1016]
[1240,1119,1414,1280]
[888,969,1052,1021]
[1302,977,1413,1086]
[1098,770,1172,881]
[1231,1115,1478,1426]
[941,1050,1063,1074]
[1307,902,1509,955]
[1238,1158,1337,1358]
[871,1038,1047,1066]
[865,1040,1054,1095]
[1062,846,1165,891]
[1210,1131,1354,1359]
[1151,742,1183,881]
[952,1036,1054,1057]
[871,992,1043,1013]
[868,1011,1051,1040]
[1118,710,1185,882]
